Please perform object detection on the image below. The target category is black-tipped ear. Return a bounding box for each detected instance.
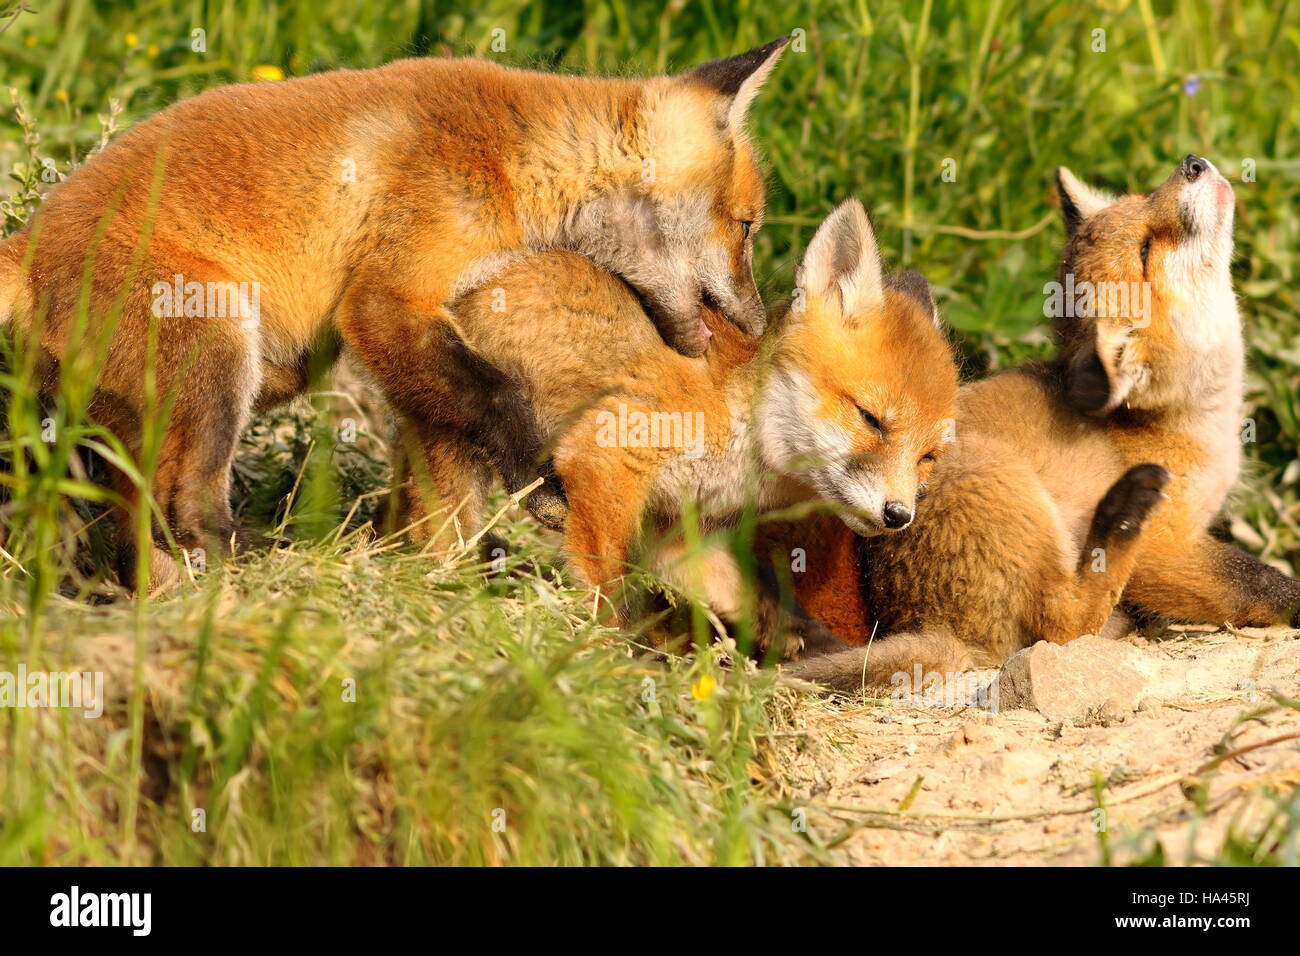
[683,37,789,128]
[1056,166,1113,234]
[886,270,938,327]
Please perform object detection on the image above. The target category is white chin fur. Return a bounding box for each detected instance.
[1178,163,1234,252]
[840,513,883,537]
[1167,166,1235,334]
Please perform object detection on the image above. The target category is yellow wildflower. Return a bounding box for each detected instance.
[691,674,718,701]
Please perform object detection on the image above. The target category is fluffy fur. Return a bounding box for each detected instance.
[783,157,1300,692]
[0,44,788,584]
[394,199,958,652]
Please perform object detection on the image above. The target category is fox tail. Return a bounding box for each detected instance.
[782,628,975,694]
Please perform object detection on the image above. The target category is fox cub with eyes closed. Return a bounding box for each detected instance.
[393,199,958,652]
[0,40,788,586]
[785,156,1300,691]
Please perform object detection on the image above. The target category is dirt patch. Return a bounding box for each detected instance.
[783,626,1300,865]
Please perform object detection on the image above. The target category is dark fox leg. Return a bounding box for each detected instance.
[108,419,244,591]
[99,320,253,589]
[337,281,567,531]
[384,415,494,551]
[1125,532,1300,628]
[1032,463,1171,642]
[109,466,182,591]
[751,557,851,661]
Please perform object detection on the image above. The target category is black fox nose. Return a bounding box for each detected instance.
[1180,154,1208,182]
[882,501,912,529]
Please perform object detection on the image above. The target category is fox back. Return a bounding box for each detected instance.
[0,44,790,359]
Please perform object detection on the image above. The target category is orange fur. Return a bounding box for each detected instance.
[398,200,958,651]
[0,45,790,584]
[783,158,1300,690]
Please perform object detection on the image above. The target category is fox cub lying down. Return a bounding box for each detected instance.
[784,156,1300,691]
[392,200,957,652]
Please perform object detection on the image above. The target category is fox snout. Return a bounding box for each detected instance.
[831,461,921,536]
[1169,153,1233,239]
[839,494,916,536]
[882,500,913,529]
[1179,153,1209,182]
[704,281,767,337]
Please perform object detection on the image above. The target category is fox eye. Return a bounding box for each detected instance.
[739,220,753,240]
[858,408,883,434]
[919,452,937,465]
[1140,236,1151,265]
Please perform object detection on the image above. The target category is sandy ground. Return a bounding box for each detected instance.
[781,625,1300,865]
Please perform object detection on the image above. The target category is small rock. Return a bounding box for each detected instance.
[945,722,996,752]
[997,635,1153,721]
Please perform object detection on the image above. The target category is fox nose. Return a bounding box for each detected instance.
[1180,154,1208,182]
[882,501,912,529]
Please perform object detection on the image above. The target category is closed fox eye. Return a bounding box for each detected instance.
[858,407,883,434]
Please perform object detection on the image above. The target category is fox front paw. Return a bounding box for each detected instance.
[1095,464,1171,541]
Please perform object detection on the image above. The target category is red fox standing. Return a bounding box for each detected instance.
[0,41,788,585]
[785,156,1300,691]
[400,199,958,649]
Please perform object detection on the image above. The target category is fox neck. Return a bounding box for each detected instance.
[680,327,810,513]
[1156,282,1244,432]
[509,87,652,246]
[737,335,830,511]
[1172,293,1246,494]
[1124,285,1246,506]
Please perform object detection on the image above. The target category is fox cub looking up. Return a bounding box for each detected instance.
[394,199,958,653]
[785,156,1300,691]
[0,41,789,586]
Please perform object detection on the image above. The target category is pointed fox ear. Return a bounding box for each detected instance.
[795,199,884,324]
[886,269,942,330]
[682,37,789,130]
[1056,166,1114,233]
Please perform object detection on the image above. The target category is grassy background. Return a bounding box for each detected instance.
[1,0,1298,864]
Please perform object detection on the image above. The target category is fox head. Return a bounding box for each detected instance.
[759,199,958,535]
[561,38,788,356]
[1052,155,1239,416]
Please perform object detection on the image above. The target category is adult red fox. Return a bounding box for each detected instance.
[398,199,958,649]
[785,156,1300,691]
[0,41,788,585]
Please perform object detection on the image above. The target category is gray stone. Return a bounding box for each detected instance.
[996,635,1153,721]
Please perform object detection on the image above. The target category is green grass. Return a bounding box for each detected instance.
[1,0,1298,864]
[3,529,824,865]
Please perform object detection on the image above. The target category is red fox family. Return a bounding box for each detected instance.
[2,39,1297,689]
